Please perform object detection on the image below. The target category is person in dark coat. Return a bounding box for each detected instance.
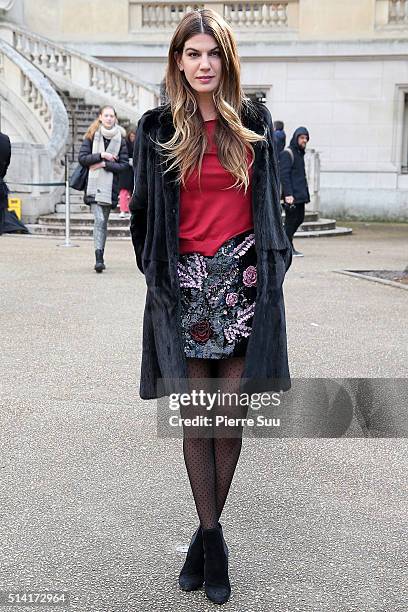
[78,105,129,272]
[130,8,293,606]
[129,9,292,605]
[279,126,310,257]
[118,124,136,218]
[273,120,286,154]
[0,131,11,236]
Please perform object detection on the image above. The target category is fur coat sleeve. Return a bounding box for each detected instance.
[129,112,151,274]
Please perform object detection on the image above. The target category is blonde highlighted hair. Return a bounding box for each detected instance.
[85,105,118,140]
[158,8,266,192]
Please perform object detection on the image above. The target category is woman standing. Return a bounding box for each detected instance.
[130,9,292,605]
[79,106,129,273]
[118,124,136,219]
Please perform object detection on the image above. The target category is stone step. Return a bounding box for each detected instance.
[294,227,353,238]
[26,223,130,238]
[51,209,321,223]
[60,193,88,204]
[25,223,353,239]
[66,142,82,150]
[55,203,89,214]
[38,213,129,226]
[68,110,99,116]
[296,218,337,232]
[301,211,318,221]
[29,210,352,239]
[68,117,95,123]
[282,210,319,222]
[59,199,88,208]
[72,104,101,113]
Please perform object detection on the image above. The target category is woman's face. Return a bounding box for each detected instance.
[176,33,222,97]
[99,107,116,129]
[128,132,136,143]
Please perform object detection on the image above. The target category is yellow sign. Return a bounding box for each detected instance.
[8,197,21,220]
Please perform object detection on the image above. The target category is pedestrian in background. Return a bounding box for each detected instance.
[0,130,11,236]
[118,124,136,219]
[279,126,310,257]
[79,106,128,272]
[273,120,286,154]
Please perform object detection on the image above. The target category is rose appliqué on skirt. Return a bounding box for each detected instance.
[177,230,257,359]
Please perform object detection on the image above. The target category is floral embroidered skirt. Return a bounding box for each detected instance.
[177,229,257,359]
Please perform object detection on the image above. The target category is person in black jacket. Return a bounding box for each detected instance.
[279,126,310,257]
[0,131,11,236]
[273,120,286,155]
[118,124,136,218]
[78,106,129,272]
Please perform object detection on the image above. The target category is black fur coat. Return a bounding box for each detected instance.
[129,100,292,400]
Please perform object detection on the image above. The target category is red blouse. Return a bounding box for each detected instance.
[179,119,253,256]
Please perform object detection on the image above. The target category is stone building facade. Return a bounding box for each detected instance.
[2,0,408,220]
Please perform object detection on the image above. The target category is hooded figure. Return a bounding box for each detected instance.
[279,126,310,205]
[279,126,310,256]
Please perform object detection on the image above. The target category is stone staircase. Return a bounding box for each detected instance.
[27,209,351,239]
[284,210,352,238]
[27,210,130,238]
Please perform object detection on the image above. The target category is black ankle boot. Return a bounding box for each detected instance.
[178,522,224,592]
[94,249,105,273]
[178,526,204,591]
[202,524,231,604]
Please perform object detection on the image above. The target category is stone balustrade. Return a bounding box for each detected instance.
[0,39,69,221]
[0,39,68,149]
[14,30,71,77]
[0,0,15,9]
[389,0,408,23]
[224,2,290,28]
[88,62,143,109]
[0,22,159,121]
[130,0,297,31]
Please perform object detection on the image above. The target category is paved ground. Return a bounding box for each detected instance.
[0,222,407,612]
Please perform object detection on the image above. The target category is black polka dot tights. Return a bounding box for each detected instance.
[180,356,249,529]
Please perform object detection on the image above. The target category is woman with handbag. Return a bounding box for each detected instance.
[130,8,292,605]
[78,106,129,273]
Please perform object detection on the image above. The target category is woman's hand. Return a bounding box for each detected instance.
[89,161,105,171]
[101,152,118,161]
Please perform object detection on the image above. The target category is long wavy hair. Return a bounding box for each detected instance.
[85,105,118,141]
[158,9,266,193]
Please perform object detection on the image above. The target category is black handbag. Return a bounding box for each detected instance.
[69,164,88,191]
